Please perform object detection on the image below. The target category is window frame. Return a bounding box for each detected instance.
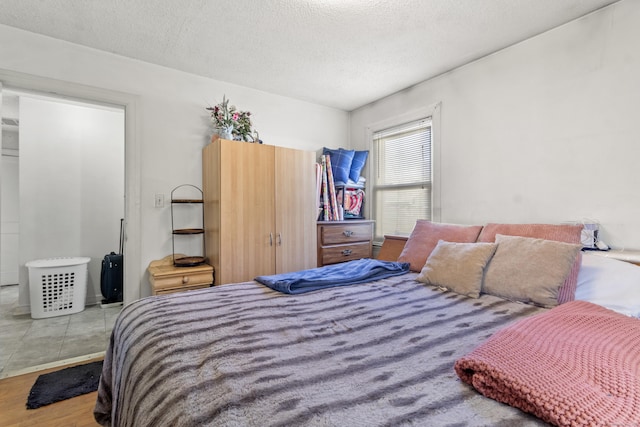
[364,102,441,243]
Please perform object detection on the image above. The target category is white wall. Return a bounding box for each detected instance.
[1,89,20,286]
[350,0,639,248]
[1,154,18,285]
[19,95,125,307]
[0,24,349,301]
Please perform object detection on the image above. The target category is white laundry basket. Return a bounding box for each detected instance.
[26,257,90,319]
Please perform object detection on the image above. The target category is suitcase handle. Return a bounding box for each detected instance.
[119,218,125,255]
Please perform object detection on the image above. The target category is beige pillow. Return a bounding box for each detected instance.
[483,234,582,308]
[477,223,584,304]
[416,240,498,298]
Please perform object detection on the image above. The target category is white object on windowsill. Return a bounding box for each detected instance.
[589,249,640,265]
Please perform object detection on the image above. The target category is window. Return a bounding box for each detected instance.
[372,118,432,242]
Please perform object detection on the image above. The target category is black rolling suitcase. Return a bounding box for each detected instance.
[101,218,124,304]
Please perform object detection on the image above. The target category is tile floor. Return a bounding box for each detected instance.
[0,284,121,378]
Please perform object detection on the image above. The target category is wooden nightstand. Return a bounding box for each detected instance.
[148,255,214,295]
[377,234,409,261]
[317,220,374,266]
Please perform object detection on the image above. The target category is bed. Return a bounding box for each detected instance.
[95,222,640,427]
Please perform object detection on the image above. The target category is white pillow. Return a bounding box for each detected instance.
[575,253,640,317]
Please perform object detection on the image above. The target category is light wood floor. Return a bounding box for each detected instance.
[0,358,102,427]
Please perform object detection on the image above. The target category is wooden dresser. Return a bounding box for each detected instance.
[317,220,374,266]
[148,255,214,295]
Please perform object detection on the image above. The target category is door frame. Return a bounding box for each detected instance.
[0,68,142,305]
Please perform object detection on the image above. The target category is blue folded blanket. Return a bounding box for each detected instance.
[255,258,410,294]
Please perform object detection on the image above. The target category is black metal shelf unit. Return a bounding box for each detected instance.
[171,184,206,267]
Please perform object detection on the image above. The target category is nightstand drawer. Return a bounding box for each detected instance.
[153,283,211,295]
[319,223,373,245]
[150,271,213,292]
[320,242,372,265]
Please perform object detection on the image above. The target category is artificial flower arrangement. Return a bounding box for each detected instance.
[206,95,260,143]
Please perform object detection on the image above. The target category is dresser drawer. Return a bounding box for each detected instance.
[317,220,374,267]
[320,242,372,265]
[319,222,373,245]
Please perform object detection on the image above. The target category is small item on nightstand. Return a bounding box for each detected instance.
[589,249,640,266]
[595,240,610,251]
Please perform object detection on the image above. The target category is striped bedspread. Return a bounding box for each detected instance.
[94,273,549,427]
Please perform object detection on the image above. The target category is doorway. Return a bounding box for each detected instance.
[3,89,125,305]
[0,71,140,377]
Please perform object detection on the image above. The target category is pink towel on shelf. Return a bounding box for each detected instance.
[344,188,364,216]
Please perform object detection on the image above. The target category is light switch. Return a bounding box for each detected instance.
[154,194,164,208]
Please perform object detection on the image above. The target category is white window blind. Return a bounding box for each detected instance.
[372,118,432,242]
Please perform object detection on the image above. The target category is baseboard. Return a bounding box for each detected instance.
[100,301,123,309]
[11,302,30,316]
[0,351,105,379]
[10,293,115,316]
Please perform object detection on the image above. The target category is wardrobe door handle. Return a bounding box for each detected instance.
[277,233,282,246]
[269,233,273,246]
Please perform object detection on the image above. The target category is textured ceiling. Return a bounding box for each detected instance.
[0,0,619,111]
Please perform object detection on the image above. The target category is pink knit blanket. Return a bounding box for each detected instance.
[455,301,640,426]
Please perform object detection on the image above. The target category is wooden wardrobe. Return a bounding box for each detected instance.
[203,138,317,285]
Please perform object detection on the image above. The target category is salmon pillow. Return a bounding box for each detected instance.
[398,221,484,272]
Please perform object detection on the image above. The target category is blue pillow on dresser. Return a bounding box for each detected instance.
[349,150,369,182]
[323,147,355,184]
